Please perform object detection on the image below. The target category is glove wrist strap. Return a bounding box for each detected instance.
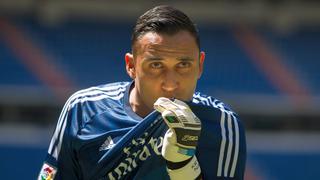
[166,157,193,170]
[167,156,201,180]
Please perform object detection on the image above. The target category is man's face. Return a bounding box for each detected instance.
[126,30,205,114]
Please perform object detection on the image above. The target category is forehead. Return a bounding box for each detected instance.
[134,31,199,56]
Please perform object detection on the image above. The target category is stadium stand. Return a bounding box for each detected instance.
[3,18,320,95]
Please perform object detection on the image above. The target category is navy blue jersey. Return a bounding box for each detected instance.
[38,81,246,180]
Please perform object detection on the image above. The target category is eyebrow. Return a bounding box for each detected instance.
[144,56,194,61]
[144,56,164,61]
[177,57,194,61]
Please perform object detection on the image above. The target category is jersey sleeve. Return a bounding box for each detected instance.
[212,111,247,180]
[226,114,246,179]
[199,108,247,180]
[38,95,83,180]
[189,96,247,180]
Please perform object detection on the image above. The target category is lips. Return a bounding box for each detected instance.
[161,94,176,99]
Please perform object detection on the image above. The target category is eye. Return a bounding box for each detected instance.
[150,62,163,69]
[177,61,192,68]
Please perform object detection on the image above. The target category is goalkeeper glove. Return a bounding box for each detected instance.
[154,97,202,179]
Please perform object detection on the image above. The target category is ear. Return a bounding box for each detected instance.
[198,51,205,78]
[125,53,136,79]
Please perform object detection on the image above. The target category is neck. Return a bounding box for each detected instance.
[129,86,152,118]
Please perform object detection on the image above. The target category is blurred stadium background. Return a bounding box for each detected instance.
[0,0,320,179]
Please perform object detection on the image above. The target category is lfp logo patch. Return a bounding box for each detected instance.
[38,163,57,180]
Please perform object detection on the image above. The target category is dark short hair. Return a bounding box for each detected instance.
[131,5,200,52]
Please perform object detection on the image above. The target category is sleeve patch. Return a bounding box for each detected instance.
[38,162,57,180]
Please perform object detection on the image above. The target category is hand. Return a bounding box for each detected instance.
[154,97,201,161]
[154,97,202,179]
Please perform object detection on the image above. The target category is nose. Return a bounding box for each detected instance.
[161,70,179,93]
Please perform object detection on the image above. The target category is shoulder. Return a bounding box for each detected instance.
[46,82,131,161]
[192,92,237,117]
[68,82,129,106]
[61,82,130,126]
[66,82,129,110]
[191,91,245,141]
[192,92,247,179]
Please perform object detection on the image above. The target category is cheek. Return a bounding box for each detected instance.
[137,68,164,90]
[179,73,199,94]
[139,81,161,109]
[181,70,199,84]
[137,74,161,91]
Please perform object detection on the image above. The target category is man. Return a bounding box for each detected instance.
[38,5,246,180]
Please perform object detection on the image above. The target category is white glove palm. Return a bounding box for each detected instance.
[154,98,202,179]
[154,97,201,161]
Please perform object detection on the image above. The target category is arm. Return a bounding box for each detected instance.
[38,98,81,180]
[228,114,246,180]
